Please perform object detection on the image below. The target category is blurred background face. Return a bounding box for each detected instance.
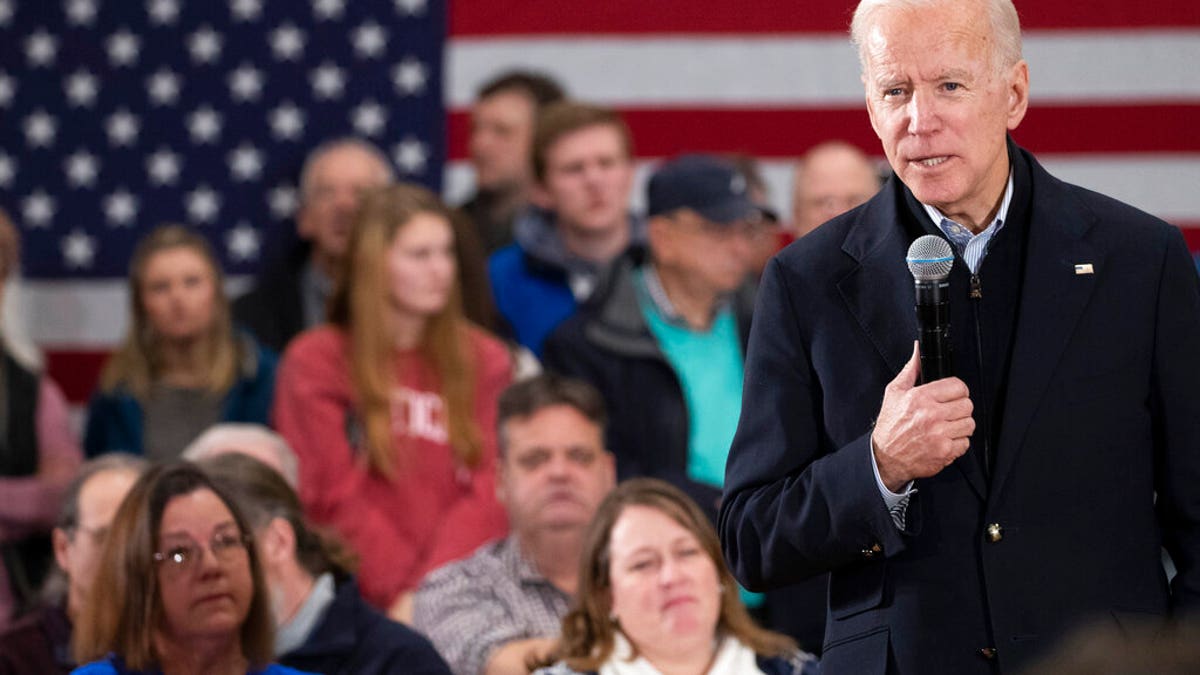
[470,90,537,193]
[539,124,634,237]
[54,469,141,614]
[791,144,880,238]
[140,246,218,343]
[655,212,754,296]
[385,211,457,319]
[155,488,254,644]
[499,404,614,534]
[606,505,722,653]
[299,145,391,264]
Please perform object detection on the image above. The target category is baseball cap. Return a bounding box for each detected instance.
[646,154,764,225]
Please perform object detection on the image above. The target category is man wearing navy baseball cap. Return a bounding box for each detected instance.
[542,153,765,522]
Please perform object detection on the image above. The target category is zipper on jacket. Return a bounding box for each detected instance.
[970,272,992,475]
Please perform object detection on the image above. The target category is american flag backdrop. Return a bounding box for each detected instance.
[11,0,1200,411]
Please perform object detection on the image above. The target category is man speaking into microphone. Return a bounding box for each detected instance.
[719,0,1200,673]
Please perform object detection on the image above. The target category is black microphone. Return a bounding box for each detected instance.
[905,235,954,384]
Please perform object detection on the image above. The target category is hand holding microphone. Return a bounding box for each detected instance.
[870,236,974,491]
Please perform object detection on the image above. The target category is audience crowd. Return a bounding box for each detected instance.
[1,36,1194,671]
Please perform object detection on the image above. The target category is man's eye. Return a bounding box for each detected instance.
[944,82,960,91]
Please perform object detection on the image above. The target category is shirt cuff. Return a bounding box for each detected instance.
[870,442,917,530]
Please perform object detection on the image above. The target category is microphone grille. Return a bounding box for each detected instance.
[906,235,954,281]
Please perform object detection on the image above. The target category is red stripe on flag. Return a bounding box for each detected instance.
[46,350,110,405]
[447,104,1200,160]
[1178,222,1200,252]
[450,1,1200,36]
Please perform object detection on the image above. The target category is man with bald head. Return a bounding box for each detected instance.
[790,141,881,238]
[720,0,1200,672]
[234,138,394,351]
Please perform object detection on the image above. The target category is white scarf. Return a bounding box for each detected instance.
[598,632,765,675]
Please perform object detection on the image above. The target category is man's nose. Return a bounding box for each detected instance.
[906,90,940,135]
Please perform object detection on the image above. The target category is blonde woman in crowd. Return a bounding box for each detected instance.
[84,226,277,460]
[273,183,511,621]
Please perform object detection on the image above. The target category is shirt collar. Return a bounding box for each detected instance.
[921,171,1014,246]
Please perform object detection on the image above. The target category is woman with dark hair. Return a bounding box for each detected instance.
[84,225,277,460]
[199,452,453,675]
[70,462,312,675]
[535,479,819,675]
[273,183,511,620]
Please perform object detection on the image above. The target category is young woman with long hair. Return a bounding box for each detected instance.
[272,183,511,620]
[84,225,277,460]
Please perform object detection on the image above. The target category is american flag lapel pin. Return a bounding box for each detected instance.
[1074,263,1094,275]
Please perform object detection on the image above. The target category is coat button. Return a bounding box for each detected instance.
[986,523,1003,543]
[978,647,997,660]
[862,542,883,559]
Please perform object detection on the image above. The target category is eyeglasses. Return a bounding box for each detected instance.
[153,530,251,575]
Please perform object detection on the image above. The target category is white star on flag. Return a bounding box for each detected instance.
[65,70,98,107]
[66,0,98,26]
[187,106,223,144]
[270,24,306,61]
[106,110,140,147]
[229,64,265,102]
[392,57,427,96]
[0,154,15,188]
[230,0,263,22]
[313,0,345,21]
[147,69,182,106]
[228,143,264,181]
[0,0,13,26]
[0,73,17,108]
[188,26,223,65]
[61,229,97,269]
[351,101,387,137]
[268,184,298,219]
[393,137,428,175]
[65,150,100,188]
[107,29,141,67]
[269,102,306,141]
[352,21,388,59]
[22,191,55,228]
[310,62,346,100]
[103,189,139,226]
[226,223,261,262]
[26,30,58,68]
[394,0,427,16]
[24,110,57,148]
[186,186,221,223]
[147,0,180,25]
[146,148,183,186]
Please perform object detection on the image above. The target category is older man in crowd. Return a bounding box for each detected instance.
[790,140,882,239]
[413,374,615,675]
[234,138,394,351]
[0,455,145,674]
[720,0,1200,673]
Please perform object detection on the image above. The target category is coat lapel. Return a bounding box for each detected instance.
[990,161,1099,500]
[836,183,990,500]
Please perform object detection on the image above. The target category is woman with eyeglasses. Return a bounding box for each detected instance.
[70,462,313,675]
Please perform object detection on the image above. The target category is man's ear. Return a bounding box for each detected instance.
[260,517,296,567]
[1005,60,1030,130]
[529,181,553,210]
[52,528,71,573]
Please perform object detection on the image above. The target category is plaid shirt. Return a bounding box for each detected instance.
[412,536,572,675]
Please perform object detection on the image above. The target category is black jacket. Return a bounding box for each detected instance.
[279,577,451,675]
[542,259,753,523]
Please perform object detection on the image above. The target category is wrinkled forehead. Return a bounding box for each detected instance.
[861,5,996,79]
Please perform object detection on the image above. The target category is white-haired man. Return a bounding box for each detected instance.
[721,1,1200,673]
